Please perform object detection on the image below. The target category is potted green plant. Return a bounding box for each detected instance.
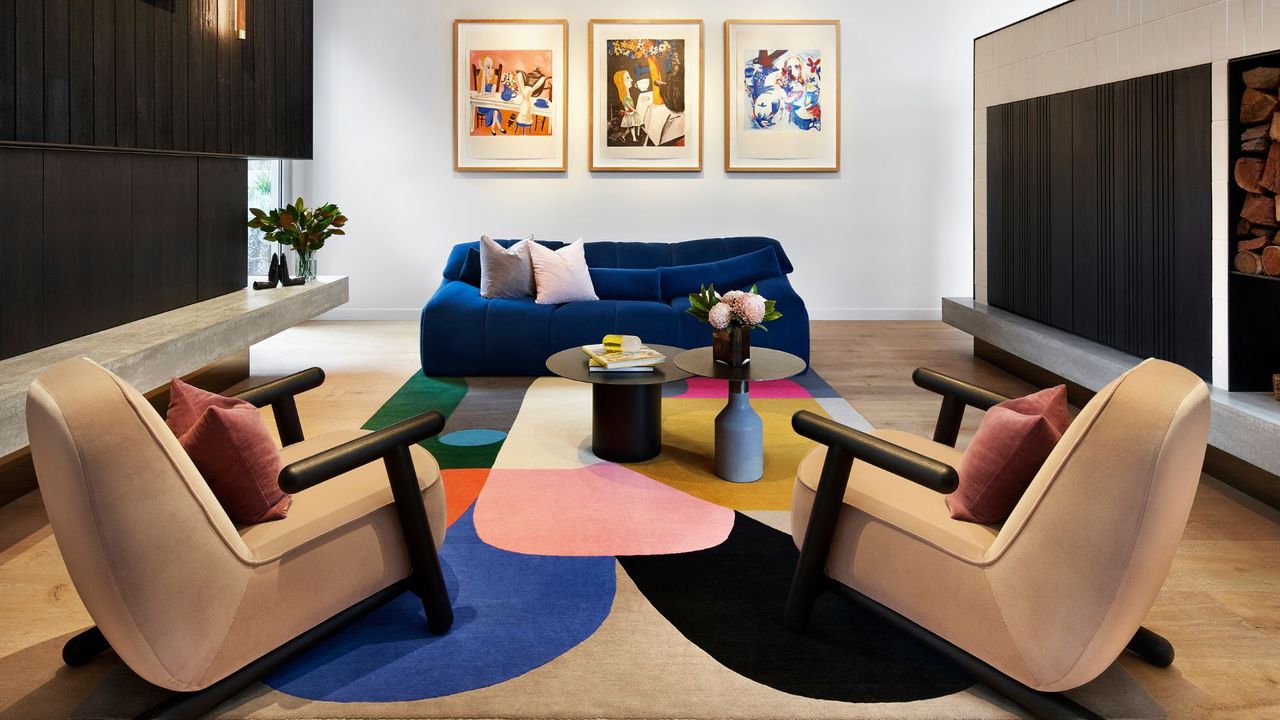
[246,197,348,282]
[686,284,782,367]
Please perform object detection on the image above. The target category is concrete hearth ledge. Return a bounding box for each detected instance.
[0,276,349,456]
[943,297,1280,478]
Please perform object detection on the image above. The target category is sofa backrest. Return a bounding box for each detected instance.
[441,236,795,283]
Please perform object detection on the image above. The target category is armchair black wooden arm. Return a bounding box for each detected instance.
[277,409,453,635]
[232,367,326,446]
[911,368,1011,447]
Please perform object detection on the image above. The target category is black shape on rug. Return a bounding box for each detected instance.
[617,512,974,703]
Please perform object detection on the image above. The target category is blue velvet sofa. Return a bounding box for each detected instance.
[420,237,809,376]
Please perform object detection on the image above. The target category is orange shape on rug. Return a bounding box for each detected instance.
[441,468,488,526]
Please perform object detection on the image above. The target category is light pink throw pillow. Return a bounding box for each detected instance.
[528,239,599,304]
[947,385,1070,525]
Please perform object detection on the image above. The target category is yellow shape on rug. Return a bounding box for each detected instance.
[631,397,829,511]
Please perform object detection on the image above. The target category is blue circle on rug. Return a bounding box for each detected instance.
[438,428,508,447]
[265,509,616,702]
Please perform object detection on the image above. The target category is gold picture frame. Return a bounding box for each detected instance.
[588,19,704,172]
[724,19,840,173]
[453,19,568,172]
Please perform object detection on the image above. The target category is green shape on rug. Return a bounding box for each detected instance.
[362,374,503,469]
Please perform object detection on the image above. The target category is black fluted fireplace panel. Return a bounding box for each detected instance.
[986,64,1212,380]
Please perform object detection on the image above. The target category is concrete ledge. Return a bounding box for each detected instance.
[943,297,1280,479]
[0,276,349,456]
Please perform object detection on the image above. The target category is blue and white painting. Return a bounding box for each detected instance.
[742,49,822,132]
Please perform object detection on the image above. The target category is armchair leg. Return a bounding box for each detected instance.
[384,445,454,634]
[63,626,111,667]
[1126,626,1174,667]
[785,446,854,632]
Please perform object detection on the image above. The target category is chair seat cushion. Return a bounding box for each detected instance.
[795,429,1000,560]
[237,430,445,560]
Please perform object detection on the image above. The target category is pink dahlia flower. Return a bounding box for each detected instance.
[737,293,767,325]
[708,302,732,330]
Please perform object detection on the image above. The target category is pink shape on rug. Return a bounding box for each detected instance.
[673,376,810,399]
[474,463,734,556]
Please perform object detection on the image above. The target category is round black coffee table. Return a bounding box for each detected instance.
[674,347,807,483]
[546,344,690,463]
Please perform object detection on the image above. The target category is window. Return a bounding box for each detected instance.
[247,159,284,276]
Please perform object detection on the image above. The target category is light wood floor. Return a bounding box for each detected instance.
[0,320,1276,718]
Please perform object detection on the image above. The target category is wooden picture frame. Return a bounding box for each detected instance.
[453,19,568,172]
[724,19,840,173]
[588,19,704,172]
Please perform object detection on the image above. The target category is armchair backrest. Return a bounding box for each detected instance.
[26,358,253,690]
[983,358,1209,690]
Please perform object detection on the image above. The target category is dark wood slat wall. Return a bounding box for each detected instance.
[0,149,44,358]
[985,64,1212,380]
[198,156,252,300]
[0,0,312,362]
[0,147,245,360]
[0,0,312,159]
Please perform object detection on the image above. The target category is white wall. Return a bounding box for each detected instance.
[296,0,1059,320]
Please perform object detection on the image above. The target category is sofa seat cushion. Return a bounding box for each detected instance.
[237,430,445,561]
[795,429,1000,561]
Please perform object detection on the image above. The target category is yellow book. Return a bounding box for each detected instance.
[581,343,665,369]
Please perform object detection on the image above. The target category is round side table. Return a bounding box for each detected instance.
[546,344,690,463]
[673,346,807,483]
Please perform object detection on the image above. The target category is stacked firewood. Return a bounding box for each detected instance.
[1236,66,1280,276]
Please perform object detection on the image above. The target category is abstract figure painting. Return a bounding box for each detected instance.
[454,20,568,172]
[590,20,703,172]
[725,21,839,172]
[742,50,823,132]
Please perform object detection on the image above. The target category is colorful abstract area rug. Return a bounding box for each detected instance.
[67,372,1164,719]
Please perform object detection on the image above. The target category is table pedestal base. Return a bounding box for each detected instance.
[715,381,763,483]
[592,383,662,463]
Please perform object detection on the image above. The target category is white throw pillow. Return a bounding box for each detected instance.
[479,235,535,299]
[528,239,599,304]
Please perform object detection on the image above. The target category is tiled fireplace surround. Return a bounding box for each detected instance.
[973,0,1280,390]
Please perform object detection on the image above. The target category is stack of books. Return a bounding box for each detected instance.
[582,335,666,373]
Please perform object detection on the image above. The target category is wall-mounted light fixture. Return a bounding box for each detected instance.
[236,0,247,40]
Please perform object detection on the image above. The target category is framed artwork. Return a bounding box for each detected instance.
[588,19,703,172]
[453,19,568,172]
[724,20,839,172]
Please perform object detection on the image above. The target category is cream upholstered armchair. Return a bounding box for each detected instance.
[26,358,452,719]
[786,359,1209,720]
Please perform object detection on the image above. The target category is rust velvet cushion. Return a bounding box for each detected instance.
[165,377,247,437]
[948,385,1070,525]
[166,379,290,524]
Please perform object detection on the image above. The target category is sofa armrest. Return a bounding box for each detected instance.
[278,410,445,493]
[911,368,1010,447]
